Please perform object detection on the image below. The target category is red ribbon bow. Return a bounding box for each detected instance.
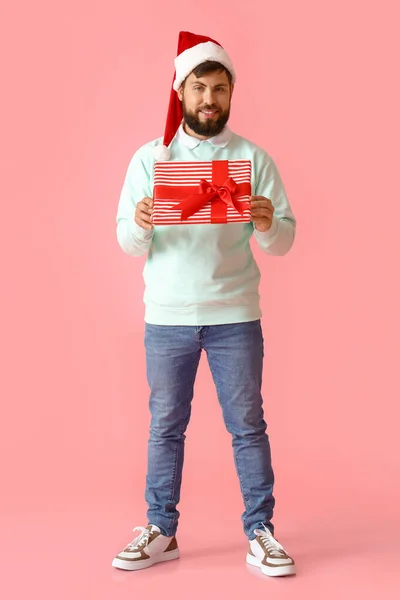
[175,177,247,221]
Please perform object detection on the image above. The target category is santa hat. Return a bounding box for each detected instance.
[153,31,236,161]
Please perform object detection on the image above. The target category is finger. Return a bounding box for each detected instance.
[135,209,153,226]
[250,195,272,201]
[251,208,274,217]
[251,202,274,211]
[136,217,153,230]
[251,203,273,212]
[138,210,153,224]
[138,202,153,215]
[251,198,273,207]
[251,202,274,210]
[141,197,154,208]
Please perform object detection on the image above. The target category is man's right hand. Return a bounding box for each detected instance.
[134,197,154,231]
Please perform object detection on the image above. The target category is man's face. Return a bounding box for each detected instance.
[177,70,233,138]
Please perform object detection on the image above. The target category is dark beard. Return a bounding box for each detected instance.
[182,99,230,137]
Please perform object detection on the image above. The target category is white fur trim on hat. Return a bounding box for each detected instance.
[173,41,236,91]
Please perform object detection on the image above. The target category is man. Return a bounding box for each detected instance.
[113,31,297,578]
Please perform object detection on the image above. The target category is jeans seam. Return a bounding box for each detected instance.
[215,382,252,509]
[167,352,200,521]
[168,444,178,508]
[233,441,251,508]
[168,410,187,507]
[212,373,262,538]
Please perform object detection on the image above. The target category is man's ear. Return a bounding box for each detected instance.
[177,86,183,102]
[230,83,235,98]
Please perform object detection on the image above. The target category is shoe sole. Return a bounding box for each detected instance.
[246,552,296,577]
[112,548,180,571]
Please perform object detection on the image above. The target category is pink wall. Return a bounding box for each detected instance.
[1,1,399,594]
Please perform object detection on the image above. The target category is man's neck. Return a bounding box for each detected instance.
[182,121,213,141]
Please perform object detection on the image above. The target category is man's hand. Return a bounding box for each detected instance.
[135,197,154,231]
[250,196,275,232]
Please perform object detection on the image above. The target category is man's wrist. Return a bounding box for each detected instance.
[254,216,279,238]
[130,219,154,241]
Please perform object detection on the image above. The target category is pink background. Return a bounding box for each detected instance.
[1,0,399,598]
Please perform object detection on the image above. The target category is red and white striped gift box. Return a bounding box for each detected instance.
[152,160,252,225]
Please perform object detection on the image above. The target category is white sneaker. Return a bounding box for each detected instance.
[112,525,179,571]
[246,526,296,577]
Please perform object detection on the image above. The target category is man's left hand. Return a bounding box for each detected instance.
[250,196,275,232]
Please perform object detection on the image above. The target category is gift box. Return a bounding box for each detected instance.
[152,160,252,225]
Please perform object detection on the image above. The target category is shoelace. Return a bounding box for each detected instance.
[126,526,151,551]
[256,524,287,558]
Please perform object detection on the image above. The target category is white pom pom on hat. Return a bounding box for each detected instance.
[152,31,236,161]
[152,144,171,161]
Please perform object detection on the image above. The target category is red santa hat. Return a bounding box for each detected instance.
[153,31,236,161]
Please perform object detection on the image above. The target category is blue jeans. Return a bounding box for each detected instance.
[144,320,275,540]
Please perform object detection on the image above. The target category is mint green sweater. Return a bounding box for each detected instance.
[116,125,296,326]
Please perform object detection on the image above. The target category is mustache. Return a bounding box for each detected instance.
[198,105,220,111]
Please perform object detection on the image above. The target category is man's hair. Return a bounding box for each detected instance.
[182,61,233,88]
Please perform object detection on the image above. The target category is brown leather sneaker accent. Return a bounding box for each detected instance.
[117,527,161,561]
[255,537,295,567]
[112,526,180,571]
[119,549,149,562]
[165,537,178,552]
[247,529,296,577]
[145,526,161,542]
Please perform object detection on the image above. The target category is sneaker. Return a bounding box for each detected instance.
[112,525,179,571]
[246,526,296,577]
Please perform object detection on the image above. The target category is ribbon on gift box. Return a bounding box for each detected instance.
[153,160,251,223]
[176,177,247,220]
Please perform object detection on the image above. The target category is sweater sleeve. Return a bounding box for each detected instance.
[116,149,154,257]
[252,155,296,256]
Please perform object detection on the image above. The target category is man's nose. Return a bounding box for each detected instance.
[203,88,216,106]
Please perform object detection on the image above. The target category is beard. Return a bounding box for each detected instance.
[182,98,230,137]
